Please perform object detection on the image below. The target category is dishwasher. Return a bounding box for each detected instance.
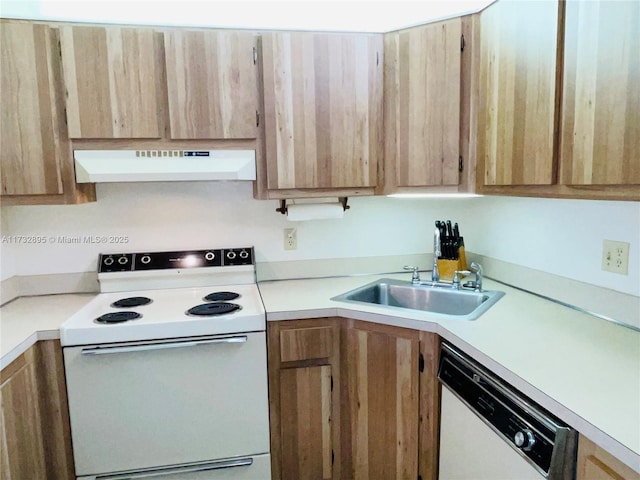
[438,343,577,480]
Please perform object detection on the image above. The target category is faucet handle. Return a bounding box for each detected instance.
[452,270,471,289]
[469,262,483,292]
[470,262,483,274]
[404,265,421,284]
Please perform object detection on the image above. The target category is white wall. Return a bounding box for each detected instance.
[462,196,640,297]
[1,184,639,296]
[0,209,17,281]
[0,182,477,275]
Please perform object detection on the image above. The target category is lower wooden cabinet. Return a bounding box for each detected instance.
[267,318,440,480]
[279,365,333,479]
[341,321,420,480]
[268,318,341,480]
[577,435,640,480]
[0,340,75,480]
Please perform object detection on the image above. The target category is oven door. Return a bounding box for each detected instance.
[64,332,270,477]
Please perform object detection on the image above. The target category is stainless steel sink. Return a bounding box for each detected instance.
[331,278,505,321]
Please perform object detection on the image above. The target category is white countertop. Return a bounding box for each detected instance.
[1,277,639,473]
[0,293,94,368]
[258,274,640,473]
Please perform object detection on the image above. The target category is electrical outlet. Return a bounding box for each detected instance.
[602,240,629,275]
[284,228,297,251]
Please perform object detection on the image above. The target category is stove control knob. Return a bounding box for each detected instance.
[104,256,114,266]
[226,251,237,260]
[118,256,128,265]
[514,429,536,451]
[141,255,151,264]
[205,251,215,261]
[239,250,249,259]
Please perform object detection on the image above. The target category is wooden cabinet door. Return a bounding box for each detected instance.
[577,435,640,480]
[268,319,341,480]
[342,322,419,480]
[164,30,258,139]
[387,18,462,187]
[262,32,383,190]
[1,347,47,479]
[0,341,75,480]
[60,25,162,139]
[561,0,640,186]
[418,332,440,480]
[478,0,560,186]
[0,22,64,196]
[280,366,333,480]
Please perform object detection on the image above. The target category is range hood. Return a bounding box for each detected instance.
[74,150,256,183]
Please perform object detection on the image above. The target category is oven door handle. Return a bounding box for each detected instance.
[81,335,248,355]
[96,457,254,479]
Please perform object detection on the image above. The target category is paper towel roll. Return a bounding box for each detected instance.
[287,203,344,221]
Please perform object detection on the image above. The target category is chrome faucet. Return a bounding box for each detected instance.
[404,265,421,285]
[470,262,483,292]
[432,227,441,282]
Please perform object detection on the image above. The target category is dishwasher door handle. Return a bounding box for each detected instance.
[81,336,248,355]
[96,457,254,479]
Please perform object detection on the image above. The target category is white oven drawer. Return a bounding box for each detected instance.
[64,332,270,477]
[77,454,271,480]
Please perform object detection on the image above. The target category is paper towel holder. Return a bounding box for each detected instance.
[276,197,350,215]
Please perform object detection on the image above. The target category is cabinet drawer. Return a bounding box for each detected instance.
[279,327,333,362]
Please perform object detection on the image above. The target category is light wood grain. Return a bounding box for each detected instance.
[267,319,341,480]
[0,22,63,196]
[35,340,75,479]
[478,0,560,186]
[577,435,640,480]
[392,19,462,187]
[60,25,162,139]
[164,30,258,139]
[418,332,440,480]
[0,340,75,480]
[460,15,480,194]
[561,0,640,186]
[280,326,333,363]
[0,345,47,479]
[1,20,95,206]
[262,32,382,190]
[280,366,333,480]
[342,321,419,480]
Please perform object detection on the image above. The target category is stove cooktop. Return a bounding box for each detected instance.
[60,284,265,347]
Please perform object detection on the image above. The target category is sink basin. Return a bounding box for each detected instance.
[331,278,505,321]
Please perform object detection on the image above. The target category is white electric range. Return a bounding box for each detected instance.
[60,247,271,480]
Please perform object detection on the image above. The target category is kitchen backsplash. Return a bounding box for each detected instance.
[1,183,638,298]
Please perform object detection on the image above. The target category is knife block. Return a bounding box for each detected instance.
[437,257,468,281]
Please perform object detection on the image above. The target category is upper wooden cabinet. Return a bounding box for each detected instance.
[560,0,640,186]
[477,0,560,186]
[1,22,63,196]
[384,18,463,190]
[164,30,259,139]
[261,32,383,194]
[59,25,163,139]
[476,0,638,199]
[0,21,94,205]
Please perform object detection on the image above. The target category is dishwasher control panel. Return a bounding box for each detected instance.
[438,343,577,479]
